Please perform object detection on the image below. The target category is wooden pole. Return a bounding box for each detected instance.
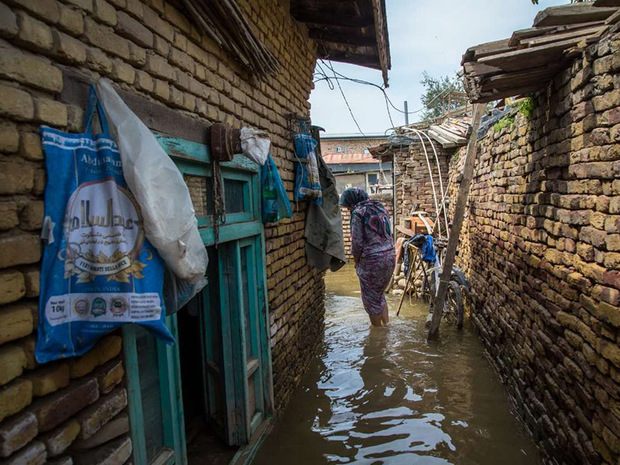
[427,103,484,341]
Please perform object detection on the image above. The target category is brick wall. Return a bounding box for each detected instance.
[394,141,453,231]
[448,30,620,465]
[0,0,323,461]
[322,137,386,155]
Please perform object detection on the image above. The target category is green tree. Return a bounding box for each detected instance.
[419,72,464,122]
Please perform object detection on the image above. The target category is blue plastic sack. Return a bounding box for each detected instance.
[261,154,292,223]
[36,87,174,363]
[293,133,322,205]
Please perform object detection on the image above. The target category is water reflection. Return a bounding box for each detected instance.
[253,265,540,465]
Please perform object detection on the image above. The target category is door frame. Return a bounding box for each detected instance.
[158,135,274,445]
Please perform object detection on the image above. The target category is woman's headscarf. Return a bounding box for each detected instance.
[339,187,369,209]
[340,187,391,238]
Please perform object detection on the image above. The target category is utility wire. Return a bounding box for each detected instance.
[323,60,365,135]
[313,60,463,119]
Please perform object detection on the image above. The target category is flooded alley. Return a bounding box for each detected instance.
[253,265,541,464]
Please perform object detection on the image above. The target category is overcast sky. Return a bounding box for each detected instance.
[310,0,568,135]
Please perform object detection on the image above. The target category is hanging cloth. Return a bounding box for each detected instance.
[305,148,346,271]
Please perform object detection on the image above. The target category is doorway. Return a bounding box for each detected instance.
[123,135,273,465]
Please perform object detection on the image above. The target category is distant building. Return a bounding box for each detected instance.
[321,134,392,195]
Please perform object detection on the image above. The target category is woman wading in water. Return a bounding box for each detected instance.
[340,187,396,327]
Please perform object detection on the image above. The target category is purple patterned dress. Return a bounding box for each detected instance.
[351,199,396,315]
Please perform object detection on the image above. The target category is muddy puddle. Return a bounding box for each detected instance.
[253,264,540,464]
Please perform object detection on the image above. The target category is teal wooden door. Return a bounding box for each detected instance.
[156,136,274,447]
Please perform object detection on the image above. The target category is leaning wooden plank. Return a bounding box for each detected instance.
[473,85,545,104]
[481,66,561,92]
[428,130,455,148]
[479,36,595,72]
[432,126,467,144]
[463,61,503,78]
[509,21,606,46]
[595,0,620,7]
[520,25,605,47]
[606,9,620,24]
[427,103,484,341]
[534,3,617,27]
[462,39,512,64]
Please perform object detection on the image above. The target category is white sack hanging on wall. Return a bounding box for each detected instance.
[96,78,208,284]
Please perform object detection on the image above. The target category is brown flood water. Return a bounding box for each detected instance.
[253,265,541,465]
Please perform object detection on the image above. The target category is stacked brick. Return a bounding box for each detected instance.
[0,0,324,460]
[322,137,387,155]
[448,30,620,465]
[394,141,453,229]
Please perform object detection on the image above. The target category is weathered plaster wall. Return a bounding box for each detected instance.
[448,30,620,465]
[0,0,323,462]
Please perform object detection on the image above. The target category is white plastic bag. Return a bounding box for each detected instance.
[240,127,270,166]
[96,78,208,283]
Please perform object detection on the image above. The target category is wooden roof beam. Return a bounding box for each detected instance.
[308,29,376,47]
[534,3,617,27]
[291,8,374,28]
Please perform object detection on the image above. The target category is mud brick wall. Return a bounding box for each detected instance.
[0,0,324,461]
[340,193,393,259]
[448,30,620,465]
[394,141,453,230]
[322,137,386,155]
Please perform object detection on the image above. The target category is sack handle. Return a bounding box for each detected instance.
[83,86,110,135]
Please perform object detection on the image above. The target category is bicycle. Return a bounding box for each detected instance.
[396,235,469,329]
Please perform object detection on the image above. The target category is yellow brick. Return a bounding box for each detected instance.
[0,162,35,195]
[0,83,34,121]
[128,42,146,66]
[112,59,135,84]
[0,123,19,153]
[33,168,46,196]
[26,363,70,397]
[135,70,153,92]
[69,349,100,379]
[16,11,53,51]
[64,0,93,12]
[52,30,87,64]
[19,132,43,161]
[126,0,143,18]
[0,378,32,423]
[0,203,19,231]
[23,268,40,298]
[41,418,80,457]
[163,3,190,33]
[86,47,112,74]
[35,98,68,127]
[153,78,170,101]
[19,200,44,231]
[0,2,18,38]
[84,16,129,59]
[0,41,63,93]
[58,4,84,35]
[0,344,27,386]
[20,335,37,370]
[96,336,121,365]
[0,270,25,305]
[0,304,34,344]
[93,0,116,26]
[11,0,60,24]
